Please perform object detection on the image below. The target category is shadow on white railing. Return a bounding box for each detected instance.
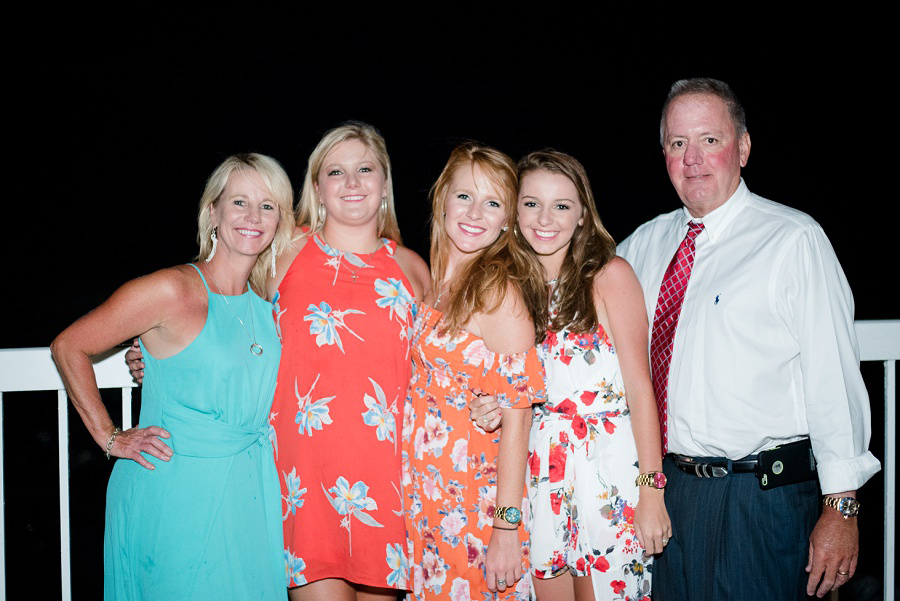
[1,320,898,601]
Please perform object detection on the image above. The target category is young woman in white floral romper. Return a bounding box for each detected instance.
[474,150,671,600]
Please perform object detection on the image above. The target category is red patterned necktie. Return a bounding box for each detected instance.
[650,221,705,453]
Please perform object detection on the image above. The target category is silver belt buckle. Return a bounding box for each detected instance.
[694,463,728,478]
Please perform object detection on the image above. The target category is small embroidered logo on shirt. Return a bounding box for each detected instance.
[714,294,720,305]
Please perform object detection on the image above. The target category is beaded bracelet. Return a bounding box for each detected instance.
[105,427,122,459]
[492,524,519,531]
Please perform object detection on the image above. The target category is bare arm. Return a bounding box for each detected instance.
[473,287,535,592]
[394,244,432,302]
[51,267,203,468]
[595,257,671,556]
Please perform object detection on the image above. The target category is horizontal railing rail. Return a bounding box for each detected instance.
[1,319,898,601]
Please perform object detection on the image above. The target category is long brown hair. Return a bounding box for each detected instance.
[430,142,547,341]
[517,150,615,334]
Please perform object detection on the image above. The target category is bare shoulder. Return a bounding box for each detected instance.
[474,282,535,354]
[269,226,310,299]
[393,244,431,301]
[593,256,642,300]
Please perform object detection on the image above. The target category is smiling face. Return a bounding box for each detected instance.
[663,93,751,217]
[315,138,388,230]
[517,170,584,278]
[442,162,508,258]
[210,168,280,261]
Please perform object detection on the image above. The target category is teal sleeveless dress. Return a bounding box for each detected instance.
[103,264,284,600]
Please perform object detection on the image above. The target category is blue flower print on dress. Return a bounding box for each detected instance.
[375,277,416,359]
[314,233,378,285]
[322,476,384,555]
[361,377,398,452]
[294,374,336,436]
[304,301,365,353]
[272,290,286,344]
[284,549,307,587]
[385,542,408,588]
[282,467,307,520]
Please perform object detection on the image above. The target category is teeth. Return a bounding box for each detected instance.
[459,224,485,234]
[237,229,262,237]
[343,195,365,201]
[534,230,558,239]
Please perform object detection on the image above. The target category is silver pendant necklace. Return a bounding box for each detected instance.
[206,266,263,356]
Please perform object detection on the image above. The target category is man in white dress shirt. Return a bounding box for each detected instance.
[617,78,880,600]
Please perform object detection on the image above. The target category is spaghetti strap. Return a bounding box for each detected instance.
[187,263,211,292]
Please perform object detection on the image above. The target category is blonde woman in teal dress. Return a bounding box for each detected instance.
[52,153,295,600]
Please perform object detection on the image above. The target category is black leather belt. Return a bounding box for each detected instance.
[669,453,758,478]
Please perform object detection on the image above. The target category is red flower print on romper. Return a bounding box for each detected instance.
[611,580,626,595]
[571,415,588,440]
[580,391,598,406]
[548,444,567,483]
[550,491,563,515]
[593,556,610,572]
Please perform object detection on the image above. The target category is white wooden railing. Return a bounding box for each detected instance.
[0,321,898,601]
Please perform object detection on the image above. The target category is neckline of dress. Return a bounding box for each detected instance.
[314,232,387,257]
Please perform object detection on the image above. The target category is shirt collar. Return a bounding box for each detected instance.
[677,178,750,243]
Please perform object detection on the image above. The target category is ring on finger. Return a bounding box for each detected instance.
[662,537,669,545]
[838,570,850,576]
[497,578,506,587]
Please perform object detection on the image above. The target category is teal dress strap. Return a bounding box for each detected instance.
[187,263,211,291]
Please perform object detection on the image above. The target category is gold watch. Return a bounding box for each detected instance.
[635,471,667,489]
[823,496,859,519]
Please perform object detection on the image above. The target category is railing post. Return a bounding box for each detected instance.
[57,390,71,601]
[885,359,896,601]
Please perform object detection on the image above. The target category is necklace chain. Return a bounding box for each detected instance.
[319,231,382,282]
[205,266,263,356]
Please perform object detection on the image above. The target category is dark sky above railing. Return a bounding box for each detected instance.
[5,36,895,349]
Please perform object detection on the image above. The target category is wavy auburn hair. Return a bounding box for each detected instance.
[430,142,547,341]
[517,150,615,334]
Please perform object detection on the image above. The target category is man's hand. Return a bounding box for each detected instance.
[806,496,859,597]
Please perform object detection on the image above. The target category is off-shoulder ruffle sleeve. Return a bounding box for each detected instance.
[460,339,546,410]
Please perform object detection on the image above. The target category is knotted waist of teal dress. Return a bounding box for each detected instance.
[162,401,273,458]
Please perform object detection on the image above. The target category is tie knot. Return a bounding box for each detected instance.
[686,221,705,240]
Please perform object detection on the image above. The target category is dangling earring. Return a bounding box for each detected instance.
[317,202,327,225]
[270,239,277,277]
[501,226,509,232]
[206,227,218,262]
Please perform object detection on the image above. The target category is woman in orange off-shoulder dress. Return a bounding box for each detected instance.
[402,142,547,601]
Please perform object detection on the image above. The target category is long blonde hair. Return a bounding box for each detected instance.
[295,121,402,242]
[430,142,547,341]
[517,150,615,333]
[197,153,295,295]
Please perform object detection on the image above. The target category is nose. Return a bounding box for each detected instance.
[537,205,553,226]
[345,170,360,188]
[683,142,703,166]
[465,202,483,220]
[246,203,262,223]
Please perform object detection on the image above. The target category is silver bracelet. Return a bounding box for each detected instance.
[105,427,122,459]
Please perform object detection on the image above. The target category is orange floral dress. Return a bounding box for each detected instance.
[402,304,545,601]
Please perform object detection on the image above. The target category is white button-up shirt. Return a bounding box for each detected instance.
[618,180,880,493]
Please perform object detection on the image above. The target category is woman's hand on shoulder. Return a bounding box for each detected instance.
[394,245,431,302]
